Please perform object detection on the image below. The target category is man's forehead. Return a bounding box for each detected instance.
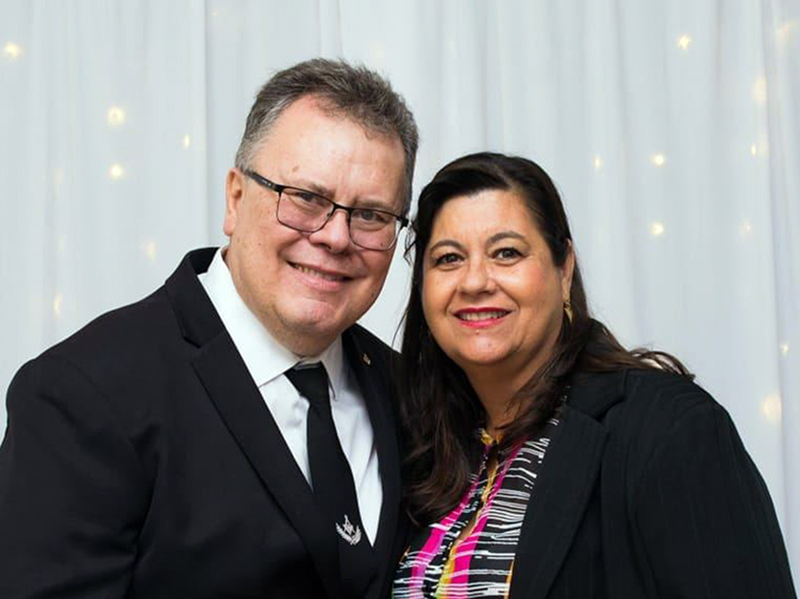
[252,101,405,204]
[272,94,402,153]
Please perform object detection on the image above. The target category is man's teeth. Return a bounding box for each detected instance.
[294,264,344,281]
[458,311,507,321]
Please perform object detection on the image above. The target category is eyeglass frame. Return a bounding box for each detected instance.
[241,168,408,251]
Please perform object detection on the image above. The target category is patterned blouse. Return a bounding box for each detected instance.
[393,417,558,599]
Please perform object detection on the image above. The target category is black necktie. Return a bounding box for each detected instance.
[285,364,376,597]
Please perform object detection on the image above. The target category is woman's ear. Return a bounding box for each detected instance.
[561,240,575,300]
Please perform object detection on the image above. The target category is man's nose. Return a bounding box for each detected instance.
[308,209,352,253]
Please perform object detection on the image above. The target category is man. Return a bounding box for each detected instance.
[0,59,418,598]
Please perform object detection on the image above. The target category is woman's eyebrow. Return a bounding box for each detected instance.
[487,231,526,245]
[428,239,464,253]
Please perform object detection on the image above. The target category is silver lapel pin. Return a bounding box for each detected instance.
[336,514,362,546]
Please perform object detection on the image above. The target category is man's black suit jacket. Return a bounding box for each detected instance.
[0,248,406,598]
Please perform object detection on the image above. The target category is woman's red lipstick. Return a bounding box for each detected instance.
[454,307,510,329]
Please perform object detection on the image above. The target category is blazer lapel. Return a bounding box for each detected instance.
[342,330,403,586]
[165,249,344,599]
[510,404,608,599]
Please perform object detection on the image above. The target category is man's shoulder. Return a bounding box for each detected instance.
[45,286,178,363]
[40,248,216,368]
[5,284,187,426]
[346,324,399,363]
[343,324,400,393]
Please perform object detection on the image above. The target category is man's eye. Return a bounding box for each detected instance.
[297,191,323,204]
[353,209,391,225]
[284,188,325,205]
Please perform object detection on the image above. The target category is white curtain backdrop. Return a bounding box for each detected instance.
[1,0,798,578]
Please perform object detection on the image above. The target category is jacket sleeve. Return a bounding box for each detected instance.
[632,400,797,598]
[0,355,148,599]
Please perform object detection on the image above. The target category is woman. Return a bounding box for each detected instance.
[392,153,796,598]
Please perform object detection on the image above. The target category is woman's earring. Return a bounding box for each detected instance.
[564,298,573,323]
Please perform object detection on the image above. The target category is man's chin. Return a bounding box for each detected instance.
[279,303,354,341]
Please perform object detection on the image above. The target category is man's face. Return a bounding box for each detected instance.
[223,95,406,356]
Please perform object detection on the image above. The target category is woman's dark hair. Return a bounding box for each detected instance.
[400,152,692,524]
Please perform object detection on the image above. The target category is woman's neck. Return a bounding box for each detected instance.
[467,367,533,435]
[461,342,557,435]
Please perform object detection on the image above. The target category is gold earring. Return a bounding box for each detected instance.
[564,298,573,323]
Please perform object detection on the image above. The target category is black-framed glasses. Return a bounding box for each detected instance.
[242,169,408,251]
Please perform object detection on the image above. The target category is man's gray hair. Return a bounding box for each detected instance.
[235,58,419,215]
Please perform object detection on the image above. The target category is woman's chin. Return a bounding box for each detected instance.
[450,348,513,372]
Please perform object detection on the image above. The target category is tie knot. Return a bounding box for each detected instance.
[285,363,330,407]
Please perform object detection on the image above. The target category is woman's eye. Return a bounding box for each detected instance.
[433,253,461,266]
[495,247,522,260]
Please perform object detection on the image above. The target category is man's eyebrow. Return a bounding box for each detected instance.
[291,180,334,198]
[292,179,398,212]
[352,199,398,212]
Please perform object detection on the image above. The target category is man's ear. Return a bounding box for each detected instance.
[223,168,245,236]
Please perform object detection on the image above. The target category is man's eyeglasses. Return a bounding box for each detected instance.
[242,169,408,251]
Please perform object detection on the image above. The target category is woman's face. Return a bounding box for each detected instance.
[421,190,574,382]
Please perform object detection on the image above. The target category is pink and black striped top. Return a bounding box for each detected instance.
[393,418,558,598]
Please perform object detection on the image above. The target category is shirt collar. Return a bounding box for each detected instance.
[295,339,346,401]
[198,248,345,398]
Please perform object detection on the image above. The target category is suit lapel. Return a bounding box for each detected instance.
[192,335,344,597]
[166,249,344,599]
[342,330,403,588]
[510,404,608,599]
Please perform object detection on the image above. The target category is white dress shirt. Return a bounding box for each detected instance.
[198,248,382,543]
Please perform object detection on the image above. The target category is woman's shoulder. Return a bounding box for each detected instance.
[572,367,730,447]
[624,367,713,413]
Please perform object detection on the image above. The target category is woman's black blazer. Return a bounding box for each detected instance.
[505,368,796,598]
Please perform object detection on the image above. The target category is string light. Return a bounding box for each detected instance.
[3,41,22,60]
[109,163,125,180]
[650,222,665,237]
[739,220,753,237]
[752,77,768,105]
[650,153,666,167]
[779,343,789,356]
[370,43,386,65]
[142,240,158,262]
[676,34,692,51]
[182,134,192,148]
[447,39,458,57]
[592,155,603,171]
[52,167,66,194]
[776,20,799,45]
[761,394,782,424]
[53,293,63,318]
[750,143,757,156]
[107,106,126,127]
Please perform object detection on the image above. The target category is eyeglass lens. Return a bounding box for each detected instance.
[278,188,399,250]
